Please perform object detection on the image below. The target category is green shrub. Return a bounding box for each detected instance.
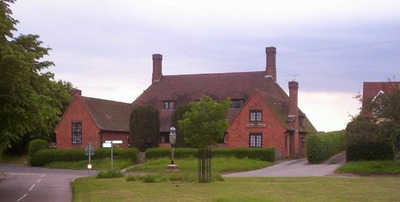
[28,139,48,157]
[30,147,139,166]
[145,147,275,162]
[306,131,346,164]
[96,170,124,178]
[213,148,275,162]
[346,119,394,161]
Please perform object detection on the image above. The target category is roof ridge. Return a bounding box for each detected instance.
[82,96,131,105]
[162,70,266,77]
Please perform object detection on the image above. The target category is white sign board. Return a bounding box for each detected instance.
[102,142,112,148]
[105,140,123,144]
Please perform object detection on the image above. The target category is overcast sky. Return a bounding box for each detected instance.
[10,0,400,132]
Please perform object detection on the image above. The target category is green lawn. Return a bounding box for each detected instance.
[126,157,271,181]
[335,160,400,175]
[72,177,400,202]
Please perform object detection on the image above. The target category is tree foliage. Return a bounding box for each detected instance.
[178,96,230,148]
[0,0,72,154]
[369,88,400,122]
[171,103,191,147]
[347,88,400,161]
[129,105,160,152]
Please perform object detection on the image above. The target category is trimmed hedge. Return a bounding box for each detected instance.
[30,147,139,166]
[146,148,197,159]
[146,147,275,162]
[28,139,48,157]
[306,131,346,164]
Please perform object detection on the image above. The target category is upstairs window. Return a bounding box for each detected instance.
[163,101,175,110]
[249,110,262,122]
[72,122,82,144]
[249,133,262,148]
[230,99,243,109]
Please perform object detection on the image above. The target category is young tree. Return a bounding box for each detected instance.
[0,0,72,155]
[178,95,230,182]
[129,105,160,152]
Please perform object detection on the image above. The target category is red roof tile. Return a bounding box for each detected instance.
[83,97,132,132]
[133,71,292,132]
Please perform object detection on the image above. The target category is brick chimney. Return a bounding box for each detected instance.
[288,81,300,158]
[152,54,163,83]
[70,88,82,97]
[265,47,277,82]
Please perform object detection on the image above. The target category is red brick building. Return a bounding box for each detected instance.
[361,81,400,117]
[133,47,317,158]
[55,89,131,149]
[55,46,316,158]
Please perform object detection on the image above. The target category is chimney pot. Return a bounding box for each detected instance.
[152,54,163,83]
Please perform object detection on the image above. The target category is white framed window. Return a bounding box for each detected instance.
[249,133,262,148]
[163,101,175,110]
[249,110,262,122]
[72,122,82,144]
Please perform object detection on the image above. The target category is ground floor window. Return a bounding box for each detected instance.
[249,133,262,147]
[72,122,82,144]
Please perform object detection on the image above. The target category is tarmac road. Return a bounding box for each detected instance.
[0,164,97,202]
[223,152,346,177]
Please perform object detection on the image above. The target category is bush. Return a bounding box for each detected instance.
[346,119,394,161]
[28,139,48,157]
[30,147,139,166]
[306,131,346,164]
[145,147,275,162]
[146,148,198,159]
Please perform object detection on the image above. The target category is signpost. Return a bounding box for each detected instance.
[85,142,94,170]
[102,140,123,171]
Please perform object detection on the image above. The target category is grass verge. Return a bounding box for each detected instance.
[72,177,400,201]
[45,158,134,171]
[335,160,400,175]
[0,154,29,165]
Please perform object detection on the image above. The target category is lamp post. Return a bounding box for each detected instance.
[166,127,179,171]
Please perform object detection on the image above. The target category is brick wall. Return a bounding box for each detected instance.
[55,96,101,149]
[101,132,130,148]
[226,91,288,157]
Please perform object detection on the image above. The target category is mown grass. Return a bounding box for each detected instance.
[336,160,400,175]
[72,177,400,202]
[126,157,271,182]
[45,158,134,171]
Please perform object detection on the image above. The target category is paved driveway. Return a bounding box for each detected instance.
[224,152,346,177]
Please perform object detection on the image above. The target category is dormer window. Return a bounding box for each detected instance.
[249,110,262,122]
[230,99,243,109]
[163,101,175,110]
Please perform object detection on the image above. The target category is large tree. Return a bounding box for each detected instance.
[129,105,160,152]
[0,0,72,154]
[369,88,400,160]
[178,95,230,182]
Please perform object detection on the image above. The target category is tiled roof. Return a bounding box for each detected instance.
[362,82,400,103]
[133,71,292,132]
[83,97,132,132]
[258,90,317,133]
